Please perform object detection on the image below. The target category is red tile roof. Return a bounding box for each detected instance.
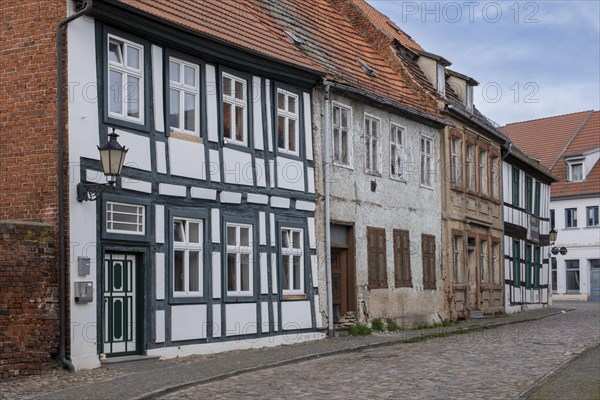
[501,111,593,169]
[502,110,600,198]
[115,0,323,73]
[256,0,441,117]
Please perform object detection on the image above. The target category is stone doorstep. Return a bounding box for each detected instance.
[102,355,161,365]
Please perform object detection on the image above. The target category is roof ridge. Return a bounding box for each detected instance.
[503,109,595,126]
[549,110,595,170]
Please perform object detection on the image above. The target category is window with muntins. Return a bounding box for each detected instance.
[466,85,474,111]
[466,144,475,191]
[569,163,583,182]
[479,150,488,195]
[512,167,520,206]
[551,258,557,293]
[513,240,521,287]
[451,137,462,185]
[277,89,299,154]
[534,181,541,216]
[453,236,463,284]
[169,58,200,134]
[393,230,412,287]
[390,125,405,180]
[332,104,351,166]
[491,156,499,199]
[108,35,144,123]
[525,175,533,213]
[566,260,580,292]
[587,206,599,227]
[437,64,445,95]
[480,240,488,284]
[420,135,433,187]
[226,224,253,296]
[565,208,577,228]
[533,246,541,288]
[367,227,387,288]
[106,202,144,235]
[525,244,532,288]
[222,73,247,145]
[491,243,499,284]
[365,116,381,174]
[550,209,555,229]
[281,228,304,295]
[173,219,203,296]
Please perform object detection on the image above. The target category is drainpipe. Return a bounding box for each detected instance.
[502,142,513,160]
[57,0,93,372]
[323,80,334,337]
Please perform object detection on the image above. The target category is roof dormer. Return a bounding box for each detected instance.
[564,148,600,182]
[447,69,479,111]
[414,50,451,96]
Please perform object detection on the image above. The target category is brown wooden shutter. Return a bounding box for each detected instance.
[422,235,436,290]
[394,230,412,287]
[368,227,386,288]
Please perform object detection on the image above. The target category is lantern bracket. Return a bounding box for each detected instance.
[77,182,114,202]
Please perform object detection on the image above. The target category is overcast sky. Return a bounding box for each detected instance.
[366,0,600,126]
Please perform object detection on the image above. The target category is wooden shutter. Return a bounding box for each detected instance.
[394,230,412,287]
[367,227,386,288]
[422,234,436,290]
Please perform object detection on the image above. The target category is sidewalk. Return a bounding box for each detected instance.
[1,306,568,400]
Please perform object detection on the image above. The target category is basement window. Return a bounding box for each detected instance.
[106,202,145,235]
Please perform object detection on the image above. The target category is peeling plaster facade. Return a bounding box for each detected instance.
[313,87,446,328]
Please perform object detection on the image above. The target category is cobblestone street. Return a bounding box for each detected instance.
[162,302,599,400]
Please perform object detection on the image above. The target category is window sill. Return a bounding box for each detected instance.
[390,176,407,183]
[333,162,354,171]
[365,171,382,178]
[282,294,306,301]
[419,184,434,191]
[563,227,580,230]
[584,225,600,229]
[170,130,203,143]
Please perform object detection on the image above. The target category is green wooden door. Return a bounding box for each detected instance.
[103,253,139,356]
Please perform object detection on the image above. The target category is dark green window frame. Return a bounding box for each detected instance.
[512,167,520,206]
[533,246,541,288]
[525,176,533,212]
[513,240,521,287]
[525,244,532,288]
[534,181,541,216]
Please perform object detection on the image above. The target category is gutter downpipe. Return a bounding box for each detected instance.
[323,80,334,337]
[57,0,93,372]
[502,142,513,160]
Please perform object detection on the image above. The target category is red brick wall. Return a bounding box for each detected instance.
[0,222,59,378]
[0,0,67,224]
[0,0,67,378]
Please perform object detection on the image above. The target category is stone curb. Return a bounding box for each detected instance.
[135,308,570,400]
[517,343,600,399]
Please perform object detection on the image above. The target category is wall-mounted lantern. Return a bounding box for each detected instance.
[77,128,128,202]
[549,228,568,256]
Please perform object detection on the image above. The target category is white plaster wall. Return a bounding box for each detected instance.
[171,305,207,341]
[222,148,253,186]
[115,129,152,172]
[67,16,102,371]
[276,156,305,192]
[281,301,312,330]
[225,303,257,336]
[168,137,206,180]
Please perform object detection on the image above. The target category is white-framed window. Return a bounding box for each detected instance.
[106,202,145,235]
[466,144,475,191]
[281,228,304,294]
[450,137,462,185]
[364,115,381,174]
[587,206,599,227]
[565,208,577,228]
[169,58,200,134]
[437,64,445,95]
[390,124,405,180]
[466,85,474,111]
[568,162,584,182]
[222,73,247,145]
[108,35,144,123]
[420,134,434,187]
[453,236,462,284]
[332,103,352,166]
[480,240,488,283]
[277,89,300,154]
[226,223,253,296]
[479,149,488,195]
[173,219,203,296]
[491,242,499,284]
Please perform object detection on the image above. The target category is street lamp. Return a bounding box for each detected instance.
[77,128,128,202]
[549,228,557,244]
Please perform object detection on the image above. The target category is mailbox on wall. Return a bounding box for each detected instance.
[74,281,93,303]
